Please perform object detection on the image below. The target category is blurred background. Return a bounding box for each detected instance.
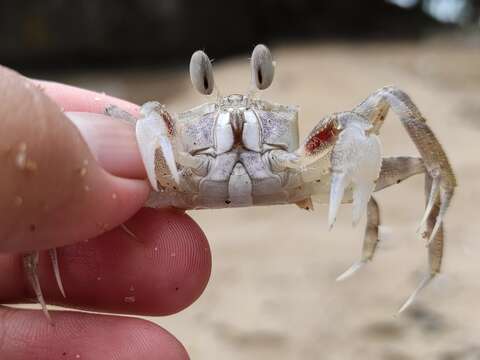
[3,1,480,359]
[1,0,480,70]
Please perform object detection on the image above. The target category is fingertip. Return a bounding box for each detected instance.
[55,208,212,315]
[31,79,140,116]
[0,70,150,252]
[81,174,151,235]
[0,307,190,360]
[1,208,211,316]
[0,161,151,252]
[121,208,212,315]
[66,112,147,179]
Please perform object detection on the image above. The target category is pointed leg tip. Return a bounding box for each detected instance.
[428,218,442,245]
[425,236,435,248]
[328,218,336,231]
[43,310,54,325]
[39,299,53,325]
[336,260,367,282]
[335,272,350,282]
[397,291,420,315]
[120,224,137,239]
[416,223,424,235]
[58,285,67,299]
[49,248,67,299]
[397,299,412,315]
[55,277,67,299]
[397,273,435,315]
[144,164,159,191]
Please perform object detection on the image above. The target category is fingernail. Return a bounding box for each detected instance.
[66,112,146,179]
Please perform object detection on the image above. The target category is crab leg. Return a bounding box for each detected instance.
[49,248,66,298]
[327,114,382,228]
[104,104,137,124]
[336,196,380,281]
[426,174,444,278]
[353,86,456,246]
[336,157,428,280]
[417,170,440,235]
[268,149,300,171]
[398,173,444,313]
[351,86,454,311]
[299,86,454,308]
[23,252,52,323]
[374,156,425,191]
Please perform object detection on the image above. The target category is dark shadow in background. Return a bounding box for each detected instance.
[0,0,478,71]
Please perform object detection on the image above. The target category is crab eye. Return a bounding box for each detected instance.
[189,50,214,95]
[251,44,274,90]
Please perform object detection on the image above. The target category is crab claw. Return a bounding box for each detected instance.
[329,120,382,229]
[136,101,179,191]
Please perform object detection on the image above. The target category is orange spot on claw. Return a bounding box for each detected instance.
[305,122,338,155]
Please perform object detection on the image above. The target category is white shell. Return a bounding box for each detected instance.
[214,112,234,154]
[242,110,262,152]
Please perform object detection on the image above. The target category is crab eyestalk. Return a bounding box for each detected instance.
[251,44,275,91]
[189,50,215,95]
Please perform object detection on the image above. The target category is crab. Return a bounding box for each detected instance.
[23,44,456,322]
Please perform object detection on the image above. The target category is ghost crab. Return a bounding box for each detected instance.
[24,44,456,321]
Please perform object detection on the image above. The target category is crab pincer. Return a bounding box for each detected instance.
[327,115,382,230]
[136,101,179,191]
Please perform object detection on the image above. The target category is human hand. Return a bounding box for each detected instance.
[0,66,211,359]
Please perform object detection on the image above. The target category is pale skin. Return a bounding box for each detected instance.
[0,66,211,359]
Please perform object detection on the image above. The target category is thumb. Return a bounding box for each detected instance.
[0,66,150,252]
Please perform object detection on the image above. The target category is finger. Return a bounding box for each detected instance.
[0,307,189,360]
[0,66,150,252]
[31,79,140,116]
[0,209,212,316]
[67,112,146,179]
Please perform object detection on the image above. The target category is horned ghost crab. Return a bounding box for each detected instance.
[24,44,456,321]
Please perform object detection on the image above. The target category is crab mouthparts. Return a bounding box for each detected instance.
[231,111,245,144]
